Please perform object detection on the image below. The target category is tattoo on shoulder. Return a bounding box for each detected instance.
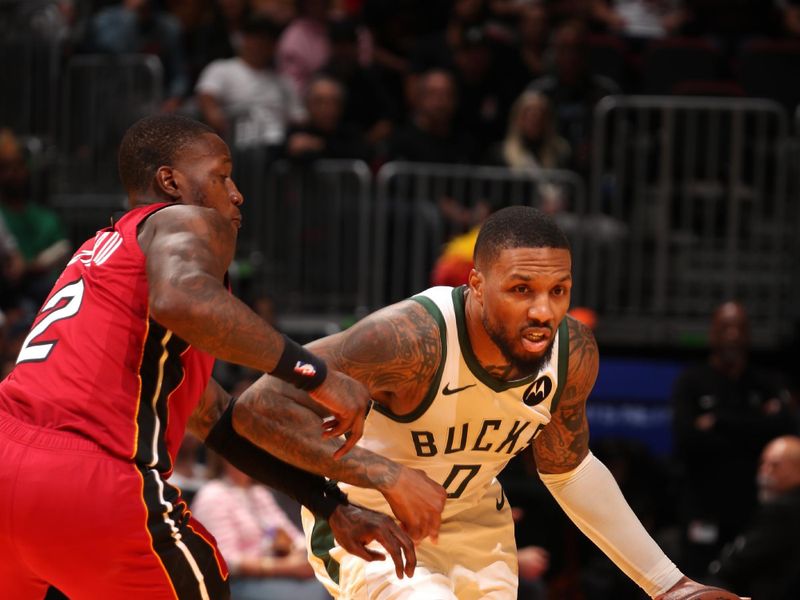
[333,301,441,398]
[534,316,599,473]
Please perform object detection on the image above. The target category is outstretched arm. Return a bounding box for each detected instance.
[534,317,683,597]
[534,318,745,599]
[139,203,369,447]
[233,373,446,542]
[187,378,418,579]
[233,300,448,541]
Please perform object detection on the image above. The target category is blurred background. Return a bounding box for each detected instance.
[2,1,800,598]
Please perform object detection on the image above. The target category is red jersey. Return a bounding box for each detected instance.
[0,203,214,474]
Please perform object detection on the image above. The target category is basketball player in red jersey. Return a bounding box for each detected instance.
[0,115,445,599]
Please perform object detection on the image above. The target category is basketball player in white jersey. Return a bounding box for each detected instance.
[233,206,743,600]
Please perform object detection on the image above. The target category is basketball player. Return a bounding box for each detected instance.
[234,206,744,599]
[0,115,445,599]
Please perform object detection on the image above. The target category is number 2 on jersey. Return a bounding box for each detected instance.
[16,278,85,365]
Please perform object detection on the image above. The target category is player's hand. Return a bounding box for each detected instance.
[380,466,446,543]
[653,576,749,600]
[308,369,370,459]
[328,503,417,579]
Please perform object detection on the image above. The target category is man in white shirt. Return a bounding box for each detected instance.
[196,16,306,148]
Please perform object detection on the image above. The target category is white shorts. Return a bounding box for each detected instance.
[302,479,518,600]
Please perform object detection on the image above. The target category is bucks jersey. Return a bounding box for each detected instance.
[342,285,569,520]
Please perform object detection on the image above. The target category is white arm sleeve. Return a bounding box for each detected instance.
[539,452,683,598]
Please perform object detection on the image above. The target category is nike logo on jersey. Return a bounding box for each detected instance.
[496,492,506,511]
[442,383,477,396]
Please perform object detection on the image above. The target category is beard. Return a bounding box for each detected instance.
[482,312,556,377]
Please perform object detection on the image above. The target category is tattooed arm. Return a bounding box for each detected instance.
[533,315,598,473]
[187,379,420,577]
[232,300,447,540]
[534,317,690,598]
[139,204,370,446]
[140,204,286,370]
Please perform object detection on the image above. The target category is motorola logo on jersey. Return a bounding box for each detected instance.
[522,375,552,406]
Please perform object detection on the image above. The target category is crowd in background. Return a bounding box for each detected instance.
[3,1,800,599]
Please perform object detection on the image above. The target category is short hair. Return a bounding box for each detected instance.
[118,114,213,194]
[473,206,570,268]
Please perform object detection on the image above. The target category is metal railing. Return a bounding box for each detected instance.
[590,95,793,346]
[0,37,61,138]
[233,153,372,320]
[57,54,163,193]
[372,162,588,308]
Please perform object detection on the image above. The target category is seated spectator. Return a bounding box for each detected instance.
[672,301,798,579]
[708,435,800,600]
[0,129,70,312]
[527,19,620,174]
[487,90,571,171]
[282,75,369,161]
[276,0,332,97]
[191,456,329,600]
[321,17,397,149]
[196,15,305,149]
[387,68,478,165]
[87,0,190,112]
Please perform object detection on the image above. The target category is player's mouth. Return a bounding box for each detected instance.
[521,328,551,353]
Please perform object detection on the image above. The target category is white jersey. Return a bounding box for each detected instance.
[342,285,569,520]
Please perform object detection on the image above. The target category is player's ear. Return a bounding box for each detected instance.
[155,166,181,201]
[468,268,484,305]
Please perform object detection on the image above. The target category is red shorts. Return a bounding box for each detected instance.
[0,411,229,599]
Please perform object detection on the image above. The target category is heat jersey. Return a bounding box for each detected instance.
[0,203,214,475]
[341,285,569,520]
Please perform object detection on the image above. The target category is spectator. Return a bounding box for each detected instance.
[708,435,800,600]
[388,69,484,234]
[321,17,397,149]
[282,75,369,162]
[276,0,333,97]
[196,15,305,149]
[513,3,551,86]
[0,128,71,312]
[191,456,330,600]
[170,0,250,89]
[88,0,190,112]
[527,19,620,174]
[488,90,571,171]
[387,69,478,165]
[672,301,798,579]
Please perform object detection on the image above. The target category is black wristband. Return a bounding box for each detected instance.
[205,398,346,519]
[270,334,328,391]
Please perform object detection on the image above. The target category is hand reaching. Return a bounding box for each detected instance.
[328,503,417,579]
[380,466,446,543]
[308,369,371,458]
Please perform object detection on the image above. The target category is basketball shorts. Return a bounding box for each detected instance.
[302,478,518,599]
[0,410,229,600]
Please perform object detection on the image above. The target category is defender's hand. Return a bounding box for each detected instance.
[308,369,370,458]
[328,503,417,579]
[654,576,748,600]
[381,466,446,543]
